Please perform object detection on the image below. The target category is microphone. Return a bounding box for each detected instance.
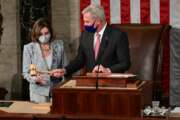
[95,65,100,90]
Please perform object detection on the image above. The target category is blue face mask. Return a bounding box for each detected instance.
[84,23,97,33]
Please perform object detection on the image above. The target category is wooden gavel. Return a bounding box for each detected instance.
[29,64,52,76]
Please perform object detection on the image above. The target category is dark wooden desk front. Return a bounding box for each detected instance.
[65,116,179,120]
[0,113,179,120]
[0,113,64,120]
[51,80,153,118]
[0,110,179,120]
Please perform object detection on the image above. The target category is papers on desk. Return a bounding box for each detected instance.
[171,107,180,113]
[170,107,180,117]
[86,73,136,78]
[109,73,136,78]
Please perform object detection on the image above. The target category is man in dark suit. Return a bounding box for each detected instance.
[51,4,131,77]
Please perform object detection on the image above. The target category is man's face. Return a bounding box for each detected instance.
[83,12,95,26]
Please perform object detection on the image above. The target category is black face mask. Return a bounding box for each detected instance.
[84,23,97,33]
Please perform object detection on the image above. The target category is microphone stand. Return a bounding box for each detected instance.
[96,65,100,90]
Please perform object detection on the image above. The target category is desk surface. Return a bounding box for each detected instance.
[60,80,145,90]
[0,101,51,114]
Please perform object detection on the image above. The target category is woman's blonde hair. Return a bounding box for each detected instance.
[30,18,54,42]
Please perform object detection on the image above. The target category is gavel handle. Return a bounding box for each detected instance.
[38,70,52,74]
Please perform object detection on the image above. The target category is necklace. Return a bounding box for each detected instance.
[39,44,51,70]
[41,44,50,51]
[40,44,51,58]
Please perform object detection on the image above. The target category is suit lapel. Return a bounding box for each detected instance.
[96,26,110,61]
[51,43,58,69]
[88,33,96,63]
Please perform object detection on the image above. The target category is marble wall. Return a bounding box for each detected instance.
[0,0,21,99]
[51,0,80,60]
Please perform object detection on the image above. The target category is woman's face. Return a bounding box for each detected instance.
[40,27,49,36]
[38,27,51,43]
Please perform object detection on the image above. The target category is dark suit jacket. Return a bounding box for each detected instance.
[65,25,131,75]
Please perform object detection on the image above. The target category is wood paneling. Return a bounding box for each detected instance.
[51,80,153,118]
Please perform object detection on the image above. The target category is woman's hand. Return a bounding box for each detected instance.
[35,74,48,86]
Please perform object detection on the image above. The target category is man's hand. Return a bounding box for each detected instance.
[50,68,66,78]
[92,65,111,73]
[35,74,48,86]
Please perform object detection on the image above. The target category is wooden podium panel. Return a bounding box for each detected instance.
[74,73,137,87]
[51,75,153,118]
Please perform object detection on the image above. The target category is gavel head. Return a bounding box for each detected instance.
[29,64,37,76]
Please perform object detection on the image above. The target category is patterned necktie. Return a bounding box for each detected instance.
[94,33,100,60]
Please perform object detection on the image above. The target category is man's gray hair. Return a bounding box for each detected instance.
[82,4,106,23]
